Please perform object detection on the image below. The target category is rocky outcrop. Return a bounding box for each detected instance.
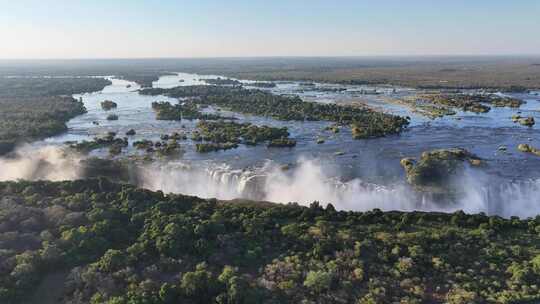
[519,117,535,127]
[517,144,540,156]
[512,115,535,127]
[101,100,117,111]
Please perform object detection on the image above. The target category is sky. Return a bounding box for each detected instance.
[0,0,539,59]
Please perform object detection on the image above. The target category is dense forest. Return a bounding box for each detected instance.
[0,77,111,98]
[0,77,111,155]
[119,75,160,88]
[151,101,224,121]
[0,96,86,155]
[0,179,538,304]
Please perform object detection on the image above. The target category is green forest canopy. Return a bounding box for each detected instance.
[0,179,538,304]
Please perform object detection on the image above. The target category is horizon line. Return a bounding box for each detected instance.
[1,54,540,61]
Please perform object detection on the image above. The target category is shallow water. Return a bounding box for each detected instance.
[20,72,540,216]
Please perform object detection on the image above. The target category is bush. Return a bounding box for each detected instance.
[303,270,333,293]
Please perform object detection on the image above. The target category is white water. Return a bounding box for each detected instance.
[138,155,540,218]
[1,145,539,218]
[0,145,82,181]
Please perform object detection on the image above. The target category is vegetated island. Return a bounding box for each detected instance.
[132,135,184,158]
[119,72,178,88]
[0,179,539,304]
[202,78,242,86]
[418,93,524,114]
[151,101,224,121]
[400,148,483,194]
[68,132,128,156]
[194,120,294,152]
[247,82,277,88]
[390,93,525,119]
[140,85,410,139]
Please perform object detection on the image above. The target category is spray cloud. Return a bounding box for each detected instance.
[1,147,539,218]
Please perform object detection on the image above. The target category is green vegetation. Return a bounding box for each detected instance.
[414,105,456,119]
[196,142,239,153]
[351,115,408,139]
[404,93,524,119]
[133,139,154,150]
[0,76,113,155]
[401,148,483,193]
[419,94,491,113]
[120,74,163,88]
[428,94,523,109]
[0,77,111,98]
[517,144,540,156]
[197,121,290,145]
[385,96,457,119]
[93,120,293,155]
[248,82,277,88]
[140,85,234,98]
[512,116,535,127]
[325,124,341,133]
[155,139,183,157]
[141,85,409,139]
[485,96,524,108]
[151,101,224,121]
[132,138,184,158]
[203,78,242,86]
[314,87,347,93]
[101,100,117,110]
[0,96,87,154]
[68,132,128,154]
[193,121,293,152]
[0,179,539,304]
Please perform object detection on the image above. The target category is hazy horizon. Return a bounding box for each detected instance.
[2,54,540,61]
[1,0,539,59]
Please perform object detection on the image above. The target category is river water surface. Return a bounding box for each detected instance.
[18,73,540,217]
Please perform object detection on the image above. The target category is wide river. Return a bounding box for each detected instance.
[10,72,540,217]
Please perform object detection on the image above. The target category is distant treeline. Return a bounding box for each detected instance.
[0,77,111,98]
[2,57,539,90]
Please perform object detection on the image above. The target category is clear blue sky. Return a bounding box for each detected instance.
[1,0,539,59]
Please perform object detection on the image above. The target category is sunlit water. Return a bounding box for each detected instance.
[13,72,540,216]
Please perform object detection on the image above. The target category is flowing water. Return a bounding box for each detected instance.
[4,73,540,217]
